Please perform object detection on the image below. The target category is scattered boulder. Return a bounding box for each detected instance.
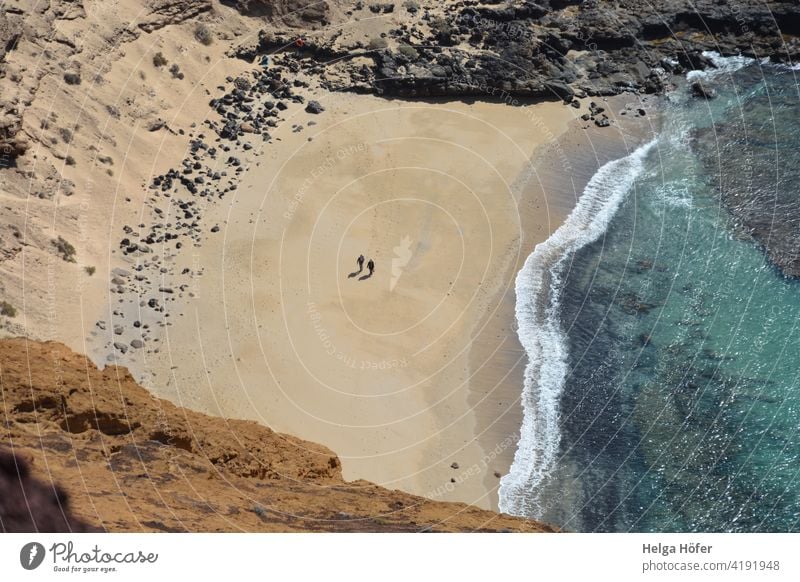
[589,102,605,116]
[233,76,251,91]
[690,80,716,99]
[305,100,325,114]
[63,72,81,85]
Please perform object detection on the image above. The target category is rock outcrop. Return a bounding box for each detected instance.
[693,65,800,278]
[234,0,800,100]
[0,8,26,164]
[0,339,554,532]
[138,0,213,33]
[221,0,332,27]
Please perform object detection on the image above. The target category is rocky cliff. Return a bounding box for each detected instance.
[0,339,554,532]
[232,0,800,100]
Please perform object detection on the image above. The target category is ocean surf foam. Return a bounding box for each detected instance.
[686,51,758,82]
[498,139,658,518]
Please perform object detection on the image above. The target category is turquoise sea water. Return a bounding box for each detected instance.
[500,57,800,532]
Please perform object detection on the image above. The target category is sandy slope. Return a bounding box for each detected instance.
[0,1,265,347]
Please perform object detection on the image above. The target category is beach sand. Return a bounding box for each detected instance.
[131,90,585,509]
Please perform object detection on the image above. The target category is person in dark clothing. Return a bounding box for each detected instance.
[359,259,375,281]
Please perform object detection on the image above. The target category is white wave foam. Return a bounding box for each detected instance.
[655,181,693,209]
[686,51,756,82]
[498,139,658,518]
[769,61,800,71]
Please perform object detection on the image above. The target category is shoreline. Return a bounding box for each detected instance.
[469,94,663,512]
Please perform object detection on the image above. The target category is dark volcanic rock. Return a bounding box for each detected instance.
[545,81,575,101]
[221,0,330,27]
[305,100,325,114]
[138,0,213,33]
[690,80,716,99]
[278,0,800,102]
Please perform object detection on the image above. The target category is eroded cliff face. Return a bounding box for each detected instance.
[0,0,353,346]
[0,339,554,532]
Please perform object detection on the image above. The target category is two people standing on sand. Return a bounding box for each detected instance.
[348,254,375,281]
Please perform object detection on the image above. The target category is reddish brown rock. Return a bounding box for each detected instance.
[0,339,555,533]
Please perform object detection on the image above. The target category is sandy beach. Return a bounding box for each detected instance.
[107,90,588,509]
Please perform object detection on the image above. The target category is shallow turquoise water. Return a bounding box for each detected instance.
[527,61,800,532]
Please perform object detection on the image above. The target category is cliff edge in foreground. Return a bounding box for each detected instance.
[0,339,553,532]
